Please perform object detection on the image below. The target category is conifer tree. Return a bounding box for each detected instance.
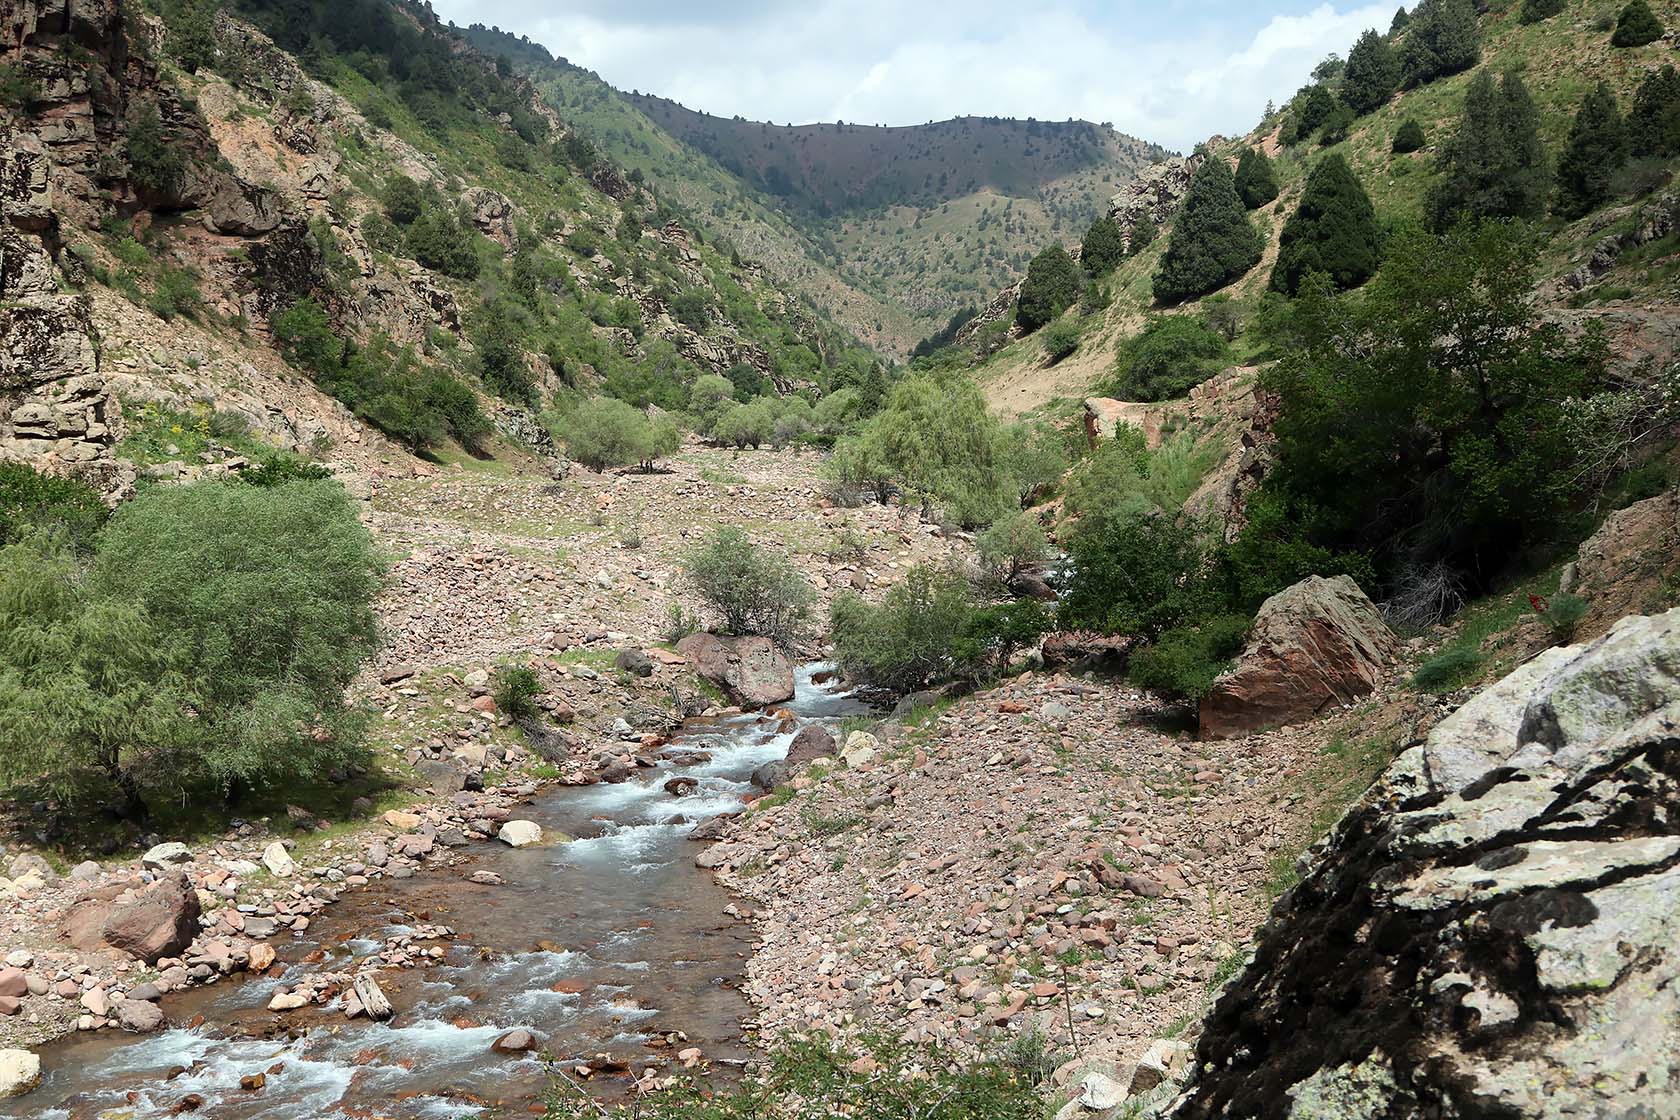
[1128,212,1158,256]
[1318,103,1357,146]
[1392,119,1427,153]
[1555,83,1628,219]
[1080,216,1126,275]
[1426,69,1548,231]
[1271,154,1382,295]
[1629,64,1680,156]
[1612,0,1664,47]
[1390,6,1410,33]
[1518,0,1565,23]
[1016,245,1083,331]
[1234,147,1280,209]
[1402,0,1481,87]
[1152,156,1263,306]
[1343,29,1400,114]
[1295,84,1337,137]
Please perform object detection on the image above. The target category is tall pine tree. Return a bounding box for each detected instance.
[1402,0,1481,87]
[1630,64,1680,156]
[1426,69,1548,231]
[1555,83,1628,219]
[1271,154,1382,295]
[1612,0,1665,47]
[1152,156,1263,306]
[1343,29,1400,114]
[1234,147,1281,208]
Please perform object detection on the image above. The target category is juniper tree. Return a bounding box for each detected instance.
[1128,211,1158,255]
[1234,147,1280,208]
[1392,119,1427,152]
[1402,0,1481,86]
[1612,0,1664,47]
[1295,84,1338,138]
[1390,5,1410,32]
[1015,244,1083,331]
[1629,65,1680,156]
[1518,0,1565,23]
[1152,156,1263,306]
[1343,29,1401,114]
[1426,69,1548,231]
[1271,153,1382,295]
[1080,215,1126,275]
[1555,83,1628,219]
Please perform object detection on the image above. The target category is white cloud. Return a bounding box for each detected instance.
[432,1,1397,150]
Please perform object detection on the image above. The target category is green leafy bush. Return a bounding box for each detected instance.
[126,101,186,197]
[831,564,977,693]
[1518,0,1565,22]
[1129,614,1252,701]
[492,665,542,720]
[958,600,1053,680]
[683,526,814,647]
[975,510,1051,584]
[0,463,107,553]
[1059,508,1216,640]
[1040,318,1081,364]
[1538,593,1590,642]
[383,175,426,225]
[405,209,481,279]
[552,396,680,471]
[1112,314,1229,401]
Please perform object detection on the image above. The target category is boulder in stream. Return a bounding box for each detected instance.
[0,1049,41,1098]
[497,820,542,847]
[491,1028,537,1054]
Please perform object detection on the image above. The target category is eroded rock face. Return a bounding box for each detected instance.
[675,632,796,708]
[1175,607,1680,1119]
[1106,147,1213,249]
[1198,575,1399,740]
[1561,486,1679,641]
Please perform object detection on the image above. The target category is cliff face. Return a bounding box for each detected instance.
[1173,608,1680,1119]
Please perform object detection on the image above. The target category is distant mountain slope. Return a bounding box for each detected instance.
[456,23,1168,351]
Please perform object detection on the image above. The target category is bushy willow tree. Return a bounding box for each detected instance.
[1152,155,1263,305]
[1270,153,1381,294]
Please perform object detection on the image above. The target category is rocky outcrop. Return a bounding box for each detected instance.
[1561,486,1679,640]
[1106,147,1213,248]
[1199,575,1398,740]
[1176,608,1680,1119]
[461,187,516,250]
[676,632,796,708]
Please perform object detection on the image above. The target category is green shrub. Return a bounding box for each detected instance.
[384,175,426,225]
[0,480,383,814]
[975,510,1051,584]
[670,289,711,332]
[405,209,480,279]
[1555,83,1628,220]
[1611,0,1664,47]
[0,63,40,108]
[1152,154,1263,305]
[1401,0,1480,87]
[1016,244,1082,332]
[1113,315,1229,401]
[1518,0,1564,22]
[999,420,1072,505]
[683,526,814,647]
[1059,508,1216,639]
[1538,592,1590,643]
[1426,70,1548,231]
[715,397,776,449]
[492,665,542,720]
[126,101,185,197]
[1629,65,1680,157]
[0,462,107,553]
[1392,119,1427,153]
[1040,318,1082,364]
[147,266,203,321]
[1130,614,1252,701]
[1342,28,1399,115]
[831,564,976,693]
[958,600,1052,679]
[1412,647,1485,692]
[1317,103,1356,146]
[552,396,680,471]
[1127,211,1157,255]
[239,457,333,487]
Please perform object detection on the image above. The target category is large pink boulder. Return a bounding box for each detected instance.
[1199,575,1399,740]
[62,872,200,964]
[675,633,795,708]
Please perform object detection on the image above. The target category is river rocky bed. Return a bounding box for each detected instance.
[23,666,868,1119]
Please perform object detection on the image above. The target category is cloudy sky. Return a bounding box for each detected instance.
[427,0,1397,151]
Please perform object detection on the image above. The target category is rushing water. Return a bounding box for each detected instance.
[27,665,869,1120]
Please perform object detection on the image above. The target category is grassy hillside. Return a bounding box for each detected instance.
[967,0,1680,416]
[455,23,1166,350]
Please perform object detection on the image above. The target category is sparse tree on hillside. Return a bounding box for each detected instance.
[1343,29,1400,114]
[1234,147,1280,209]
[1271,153,1382,295]
[1080,216,1126,274]
[1015,244,1082,331]
[1152,155,1263,306]
[1426,69,1548,231]
[383,175,426,225]
[1612,0,1665,47]
[1630,65,1680,156]
[1555,83,1629,219]
[1392,118,1427,153]
[1401,0,1480,87]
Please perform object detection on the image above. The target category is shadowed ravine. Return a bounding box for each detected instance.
[29,666,870,1119]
